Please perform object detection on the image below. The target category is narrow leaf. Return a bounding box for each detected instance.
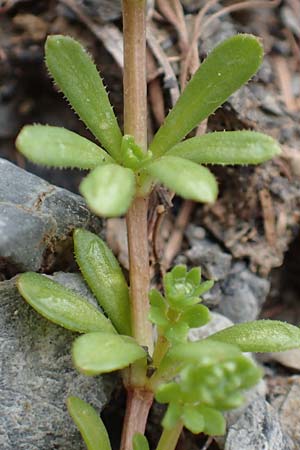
[133,434,150,450]
[150,34,263,156]
[16,125,113,169]
[45,35,122,159]
[74,229,131,335]
[72,332,146,375]
[208,320,300,352]
[146,156,218,203]
[17,273,116,334]
[167,131,281,165]
[67,397,112,450]
[80,164,135,217]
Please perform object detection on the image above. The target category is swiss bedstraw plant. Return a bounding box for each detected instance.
[14,1,300,450]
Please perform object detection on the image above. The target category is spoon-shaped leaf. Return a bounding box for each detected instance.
[72,332,146,375]
[150,34,263,157]
[167,131,281,165]
[16,125,113,169]
[67,397,112,450]
[80,164,135,217]
[145,156,218,203]
[74,229,131,335]
[208,320,300,352]
[17,273,116,334]
[45,35,122,159]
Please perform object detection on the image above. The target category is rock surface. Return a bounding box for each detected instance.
[184,226,270,322]
[269,376,300,450]
[224,397,294,450]
[0,272,116,450]
[0,158,103,274]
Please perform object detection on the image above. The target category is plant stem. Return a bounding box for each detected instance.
[123,0,152,353]
[156,421,183,450]
[120,387,154,450]
[121,1,153,449]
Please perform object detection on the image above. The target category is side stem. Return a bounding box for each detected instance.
[156,421,183,450]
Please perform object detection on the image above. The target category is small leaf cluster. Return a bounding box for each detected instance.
[149,265,212,344]
[16,34,281,218]
[155,349,261,435]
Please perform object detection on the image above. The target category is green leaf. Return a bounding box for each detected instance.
[80,164,135,217]
[156,341,241,382]
[198,405,226,436]
[208,320,300,352]
[133,433,150,450]
[74,229,131,335]
[67,397,112,450]
[17,273,116,334]
[155,382,181,403]
[181,304,210,328]
[182,405,204,434]
[167,131,281,165]
[72,332,146,375]
[146,156,218,203]
[150,34,263,156]
[45,35,122,159]
[16,125,113,169]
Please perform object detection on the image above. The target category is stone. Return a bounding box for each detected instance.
[216,263,270,323]
[268,349,300,371]
[185,226,232,281]
[269,376,300,450]
[0,273,117,450]
[224,397,294,450]
[0,158,103,274]
[188,311,234,342]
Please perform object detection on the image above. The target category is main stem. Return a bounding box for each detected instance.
[121,1,153,449]
[123,0,152,352]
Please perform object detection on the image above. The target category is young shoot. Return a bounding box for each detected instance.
[14,8,297,450]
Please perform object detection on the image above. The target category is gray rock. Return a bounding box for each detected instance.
[216,263,270,323]
[188,311,234,342]
[0,273,117,450]
[269,376,300,449]
[185,226,232,281]
[0,158,103,273]
[224,397,294,450]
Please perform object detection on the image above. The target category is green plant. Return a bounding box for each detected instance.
[14,2,300,450]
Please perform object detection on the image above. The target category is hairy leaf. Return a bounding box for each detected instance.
[80,164,135,217]
[167,131,281,165]
[133,434,150,450]
[150,34,263,156]
[16,125,113,169]
[67,397,112,450]
[17,273,116,334]
[45,35,122,159]
[208,320,300,352]
[74,229,131,335]
[72,332,146,375]
[146,156,218,203]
